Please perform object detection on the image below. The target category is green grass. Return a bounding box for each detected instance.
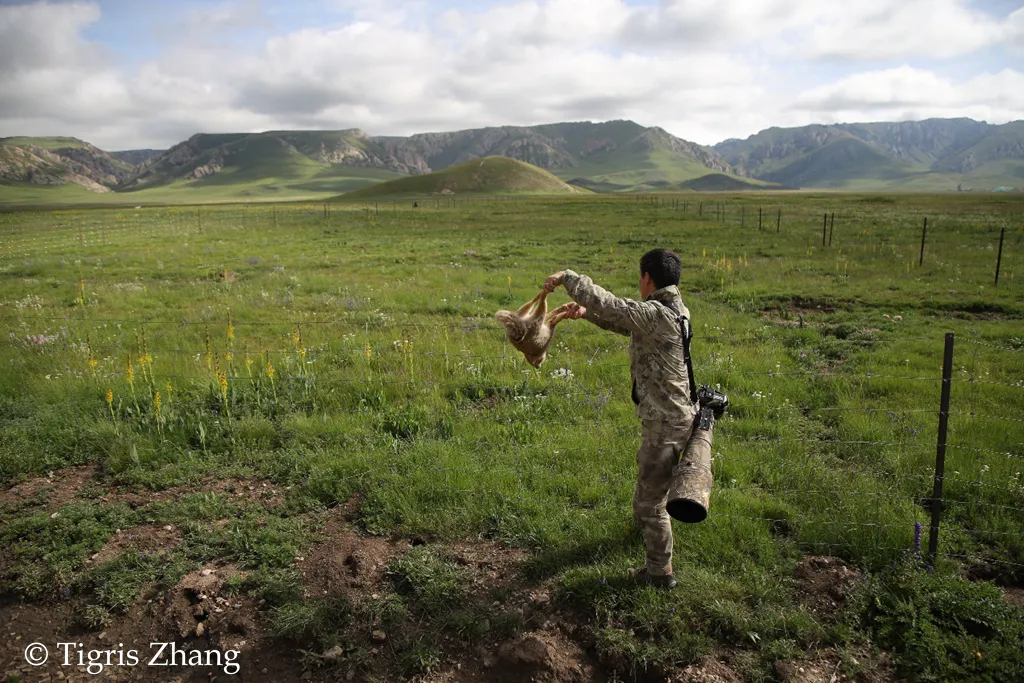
[0,136,92,150]
[0,192,1022,680]
[0,181,114,205]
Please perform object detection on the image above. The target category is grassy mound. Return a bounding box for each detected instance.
[677,173,788,191]
[336,156,582,199]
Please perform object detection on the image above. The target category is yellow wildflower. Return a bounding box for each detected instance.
[105,388,113,405]
[204,326,212,370]
[86,334,98,372]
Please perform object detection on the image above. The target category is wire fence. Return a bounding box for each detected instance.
[1,196,1022,577]
[1,199,1019,284]
[1,306,1022,578]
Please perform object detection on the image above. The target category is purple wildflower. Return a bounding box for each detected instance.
[913,522,922,554]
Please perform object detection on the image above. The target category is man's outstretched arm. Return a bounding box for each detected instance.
[583,308,631,337]
[562,301,630,337]
[544,269,658,335]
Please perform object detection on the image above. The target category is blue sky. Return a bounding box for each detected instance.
[1,0,1022,149]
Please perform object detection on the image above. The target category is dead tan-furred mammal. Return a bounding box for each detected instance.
[495,288,583,367]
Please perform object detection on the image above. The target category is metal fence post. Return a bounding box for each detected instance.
[995,227,1005,286]
[919,217,927,267]
[928,332,955,566]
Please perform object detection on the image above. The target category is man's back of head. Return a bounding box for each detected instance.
[640,249,682,289]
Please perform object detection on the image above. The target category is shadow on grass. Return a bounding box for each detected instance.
[522,521,642,581]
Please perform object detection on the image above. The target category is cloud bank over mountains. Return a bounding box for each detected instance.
[1,0,1022,150]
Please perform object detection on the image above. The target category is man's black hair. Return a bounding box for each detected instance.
[639,248,681,289]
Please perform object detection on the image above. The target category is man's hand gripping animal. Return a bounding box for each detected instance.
[495,272,587,368]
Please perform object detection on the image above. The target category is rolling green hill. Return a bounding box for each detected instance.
[676,173,788,191]
[335,156,582,199]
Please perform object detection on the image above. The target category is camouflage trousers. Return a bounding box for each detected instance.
[633,418,696,576]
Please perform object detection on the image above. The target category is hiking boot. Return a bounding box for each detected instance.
[627,567,677,589]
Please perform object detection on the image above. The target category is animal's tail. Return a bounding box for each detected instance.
[495,310,528,341]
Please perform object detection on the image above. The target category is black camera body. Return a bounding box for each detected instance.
[694,384,729,431]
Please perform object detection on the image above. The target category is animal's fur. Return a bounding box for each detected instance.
[495,288,574,367]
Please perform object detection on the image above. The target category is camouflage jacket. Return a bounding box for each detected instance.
[561,270,696,423]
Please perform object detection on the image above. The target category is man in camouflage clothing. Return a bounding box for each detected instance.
[543,249,696,589]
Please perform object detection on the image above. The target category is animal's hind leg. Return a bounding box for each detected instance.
[517,289,545,316]
[545,303,573,329]
[535,288,549,318]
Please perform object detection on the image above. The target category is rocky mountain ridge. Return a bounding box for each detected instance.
[3,117,1022,195]
[713,118,1024,187]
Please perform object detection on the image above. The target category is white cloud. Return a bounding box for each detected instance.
[790,66,1024,124]
[612,0,1011,61]
[0,0,1021,150]
[0,1,130,123]
[798,0,1006,61]
[1007,6,1024,47]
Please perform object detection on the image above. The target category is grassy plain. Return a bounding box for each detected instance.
[0,193,1023,681]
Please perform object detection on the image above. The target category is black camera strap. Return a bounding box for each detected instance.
[654,300,698,405]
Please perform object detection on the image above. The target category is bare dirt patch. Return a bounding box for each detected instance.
[793,555,861,619]
[774,647,894,683]
[294,501,604,682]
[302,523,402,599]
[775,657,844,683]
[420,628,606,683]
[1,467,286,521]
[0,591,309,683]
[88,524,184,567]
[0,464,98,512]
[98,476,287,510]
[162,564,255,651]
[964,557,1024,588]
[675,656,744,683]
[493,631,589,681]
[1001,586,1024,607]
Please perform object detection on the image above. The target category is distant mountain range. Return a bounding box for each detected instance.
[1,117,1022,202]
[713,118,1024,190]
